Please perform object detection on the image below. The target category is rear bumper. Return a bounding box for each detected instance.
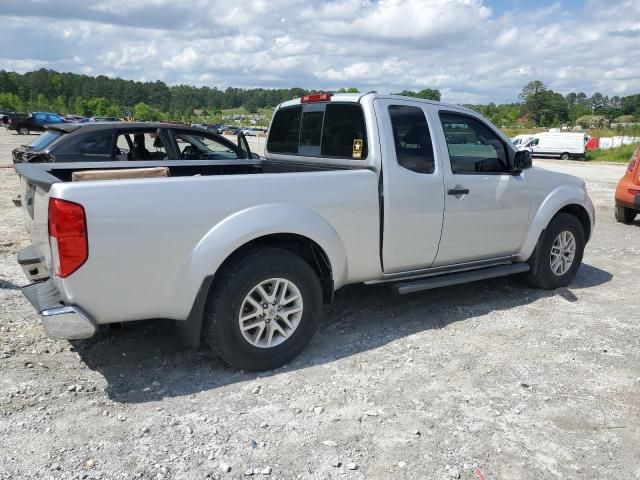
[22,279,96,340]
[615,192,640,211]
[17,244,49,282]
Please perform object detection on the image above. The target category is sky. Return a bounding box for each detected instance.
[0,0,639,104]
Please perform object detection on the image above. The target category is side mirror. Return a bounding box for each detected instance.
[513,150,532,173]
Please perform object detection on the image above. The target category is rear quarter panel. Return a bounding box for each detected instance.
[49,169,381,324]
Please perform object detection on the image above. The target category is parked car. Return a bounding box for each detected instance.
[11,122,250,163]
[614,144,640,224]
[522,132,589,160]
[14,92,595,371]
[7,112,67,134]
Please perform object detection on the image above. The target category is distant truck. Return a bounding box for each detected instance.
[510,134,535,149]
[522,132,589,160]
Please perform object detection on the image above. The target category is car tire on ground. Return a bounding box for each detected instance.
[17,127,28,135]
[560,152,570,160]
[614,204,637,224]
[204,247,322,371]
[526,213,585,290]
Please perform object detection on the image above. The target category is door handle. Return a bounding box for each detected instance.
[447,188,470,195]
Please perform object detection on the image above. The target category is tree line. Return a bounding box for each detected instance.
[467,80,640,128]
[0,69,638,127]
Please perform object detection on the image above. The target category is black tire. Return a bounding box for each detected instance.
[560,152,570,160]
[526,213,585,290]
[17,127,29,135]
[614,205,637,224]
[204,247,322,371]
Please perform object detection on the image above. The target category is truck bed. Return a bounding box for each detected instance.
[15,159,381,325]
[14,158,358,190]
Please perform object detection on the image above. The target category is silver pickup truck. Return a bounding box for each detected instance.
[15,93,595,370]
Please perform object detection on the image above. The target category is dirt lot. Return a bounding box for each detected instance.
[0,127,639,480]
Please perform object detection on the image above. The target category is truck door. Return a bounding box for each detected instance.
[374,99,445,273]
[431,109,532,266]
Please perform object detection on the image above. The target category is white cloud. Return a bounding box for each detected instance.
[0,0,638,102]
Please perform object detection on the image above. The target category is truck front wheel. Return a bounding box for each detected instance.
[526,213,585,289]
[17,127,29,135]
[204,247,322,371]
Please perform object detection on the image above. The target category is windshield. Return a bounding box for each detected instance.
[28,130,63,150]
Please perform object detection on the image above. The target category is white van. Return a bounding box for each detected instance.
[511,134,535,149]
[523,132,588,160]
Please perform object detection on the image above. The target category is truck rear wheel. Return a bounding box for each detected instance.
[204,247,322,371]
[17,127,29,135]
[560,152,570,160]
[614,205,637,224]
[526,213,585,290]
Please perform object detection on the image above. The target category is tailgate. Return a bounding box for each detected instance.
[16,165,57,275]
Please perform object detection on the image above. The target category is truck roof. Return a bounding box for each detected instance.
[276,92,471,113]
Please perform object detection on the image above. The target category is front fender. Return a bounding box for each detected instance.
[170,203,348,319]
[517,184,594,261]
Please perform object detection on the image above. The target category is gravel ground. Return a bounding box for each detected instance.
[1,127,639,480]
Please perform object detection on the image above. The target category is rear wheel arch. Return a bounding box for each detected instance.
[216,233,334,304]
[180,233,334,348]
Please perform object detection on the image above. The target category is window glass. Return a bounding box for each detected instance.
[114,131,167,160]
[300,111,323,146]
[439,113,508,174]
[29,130,62,150]
[57,133,114,155]
[389,105,434,174]
[321,104,367,158]
[267,106,301,153]
[173,132,237,160]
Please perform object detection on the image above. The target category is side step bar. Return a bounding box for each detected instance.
[391,263,530,295]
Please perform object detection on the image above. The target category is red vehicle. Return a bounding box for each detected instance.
[614,144,640,224]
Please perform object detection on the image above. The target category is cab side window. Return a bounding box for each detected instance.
[439,112,508,174]
[389,105,434,174]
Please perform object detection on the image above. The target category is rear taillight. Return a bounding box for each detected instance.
[48,198,88,278]
[8,118,13,125]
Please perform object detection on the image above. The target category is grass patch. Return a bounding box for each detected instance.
[585,143,638,163]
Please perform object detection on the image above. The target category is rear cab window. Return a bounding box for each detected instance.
[267,102,367,160]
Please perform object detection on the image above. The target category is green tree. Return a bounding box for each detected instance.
[134,102,155,121]
[395,89,441,101]
[73,97,86,116]
[519,80,548,126]
[0,92,22,111]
